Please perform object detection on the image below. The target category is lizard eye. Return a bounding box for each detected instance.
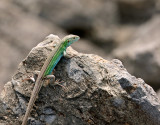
[67,40,69,43]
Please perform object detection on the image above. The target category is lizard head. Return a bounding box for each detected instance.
[62,34,80,47]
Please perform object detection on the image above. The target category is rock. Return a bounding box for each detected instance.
[0,35,160,125]
[112,16,160,90]
[1,0,159,93]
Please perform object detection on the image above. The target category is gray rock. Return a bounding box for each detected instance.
[0,35,160,125]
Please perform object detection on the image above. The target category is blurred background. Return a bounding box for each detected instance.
[0,0,160,97]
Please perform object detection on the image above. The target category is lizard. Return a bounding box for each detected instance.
[22,34,80,125]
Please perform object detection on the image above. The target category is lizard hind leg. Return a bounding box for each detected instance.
[43,75,55,87]
[43,75,65,89]
[43,71,66,89]
[42,68,56,87]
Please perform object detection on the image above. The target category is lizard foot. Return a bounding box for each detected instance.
[54,79,67,90]
[21,70,40,83]
[22,75,35,83]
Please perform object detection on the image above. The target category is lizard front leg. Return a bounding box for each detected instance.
[63,50,73,58]
[63,49,77,58]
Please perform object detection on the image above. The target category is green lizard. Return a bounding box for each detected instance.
[22,34,80,125]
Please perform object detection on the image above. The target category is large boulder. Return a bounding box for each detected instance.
[0,35,160,125]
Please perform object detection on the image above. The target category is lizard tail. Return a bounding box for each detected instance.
[22,78,42,125]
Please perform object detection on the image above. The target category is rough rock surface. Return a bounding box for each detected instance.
[0,35,160,125]
[112,16,160,90]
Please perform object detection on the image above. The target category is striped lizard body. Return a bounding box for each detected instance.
[22,34,80,125]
